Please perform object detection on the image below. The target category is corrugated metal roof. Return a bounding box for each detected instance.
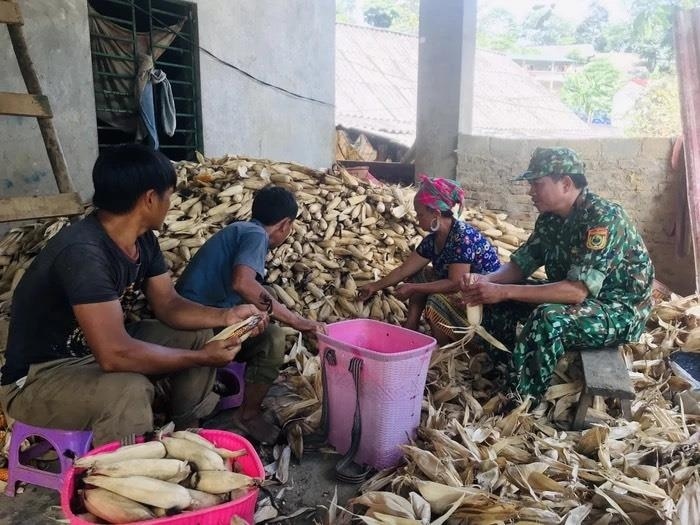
[335,23,592,143]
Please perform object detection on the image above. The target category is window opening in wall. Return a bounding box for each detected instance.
[88,0,202,161]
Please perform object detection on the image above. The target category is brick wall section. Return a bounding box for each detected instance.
[457,135,694,295]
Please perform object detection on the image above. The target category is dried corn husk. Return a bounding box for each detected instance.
[275,294,700,524]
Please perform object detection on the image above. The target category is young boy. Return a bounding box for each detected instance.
[176,185,324,443]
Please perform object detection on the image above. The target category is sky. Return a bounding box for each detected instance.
[479,0,629,24]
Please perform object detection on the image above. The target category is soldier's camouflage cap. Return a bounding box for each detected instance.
[514,147,585,181]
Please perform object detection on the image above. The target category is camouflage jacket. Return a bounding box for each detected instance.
[511,189,654,340]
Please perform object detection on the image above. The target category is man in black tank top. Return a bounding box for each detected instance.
[0,145,267,445]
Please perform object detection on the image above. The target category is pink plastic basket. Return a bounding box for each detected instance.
[318,319,436,470]
[61,430,264,525]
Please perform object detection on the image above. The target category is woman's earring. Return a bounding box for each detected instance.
[430,217,440,232]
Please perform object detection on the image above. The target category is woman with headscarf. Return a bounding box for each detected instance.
[358,175,501,344]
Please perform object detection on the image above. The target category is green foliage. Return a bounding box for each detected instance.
[521,5,576,45]
[562,59,623,123]
[627,0,700,72]
[362,0,419,33]
[566,50,588,64]
[575,1,610,51]
[625,75,682,136]
[336,0,355,24]
[477,7,518,51]
[364,6,398,28]
[599,22,634,52]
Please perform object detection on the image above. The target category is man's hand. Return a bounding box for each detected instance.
[357,282,379,301]
[295,318,327,336]
[394,283,417,300]
[223,304,269,337]
[460,274,505,305]
[200,337,242,367]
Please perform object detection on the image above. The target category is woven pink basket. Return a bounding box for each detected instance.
[61,430,263,525]
[318,319,436,470]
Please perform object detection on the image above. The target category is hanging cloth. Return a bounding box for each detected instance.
[88,5,184,135]
[152,69,176,137]
[134,55,176,149]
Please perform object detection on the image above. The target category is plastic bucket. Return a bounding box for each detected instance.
[318,319,436,469]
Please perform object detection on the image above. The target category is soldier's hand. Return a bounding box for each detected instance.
[201,337,242,367]
[461,278,505,305]
[459,273,482,291]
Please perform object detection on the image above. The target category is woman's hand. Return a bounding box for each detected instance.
[357,282,379,301]
[394,283,417,300]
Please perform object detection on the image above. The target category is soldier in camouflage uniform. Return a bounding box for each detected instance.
[461,147,654,399]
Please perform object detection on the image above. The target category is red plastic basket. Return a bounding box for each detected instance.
[60,430,264,525]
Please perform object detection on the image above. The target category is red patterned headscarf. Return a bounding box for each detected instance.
[415,174,465,214]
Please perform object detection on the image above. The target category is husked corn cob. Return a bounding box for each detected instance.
[84,475,192,510]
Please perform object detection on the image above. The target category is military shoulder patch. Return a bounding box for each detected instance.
[586,226,609,250]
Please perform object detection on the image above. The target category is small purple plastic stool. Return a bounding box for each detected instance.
[4,421,93,497]
[215,361,246,412]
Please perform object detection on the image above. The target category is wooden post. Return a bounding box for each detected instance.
[7,23,74,194]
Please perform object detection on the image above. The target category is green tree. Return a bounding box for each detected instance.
[575,1,610,51]
[561,59,622,123]
[521,5,575,45]
[599,21,633,52]
[625,75,682,136]
[336,0,357,24]
[477,7,519,51]
[627,0,700,72]
[364,5,398,28]
[362,0,419,33]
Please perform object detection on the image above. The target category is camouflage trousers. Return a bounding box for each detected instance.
[483,299,628,399]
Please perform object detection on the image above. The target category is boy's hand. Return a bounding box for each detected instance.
[295,318,327,336]
[223,305,269,337]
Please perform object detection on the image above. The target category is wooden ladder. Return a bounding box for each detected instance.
[0,0,83,223]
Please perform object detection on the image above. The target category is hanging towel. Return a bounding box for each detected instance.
[151,69,176,137]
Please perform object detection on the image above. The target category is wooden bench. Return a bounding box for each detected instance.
[572,347,635,430]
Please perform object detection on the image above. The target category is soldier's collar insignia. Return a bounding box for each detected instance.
[586,226,608,250]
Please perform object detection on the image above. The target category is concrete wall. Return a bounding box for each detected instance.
[0,0,334,206]
[458,134,695,295]
[0,0,97,201]
[196,0,335,168]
